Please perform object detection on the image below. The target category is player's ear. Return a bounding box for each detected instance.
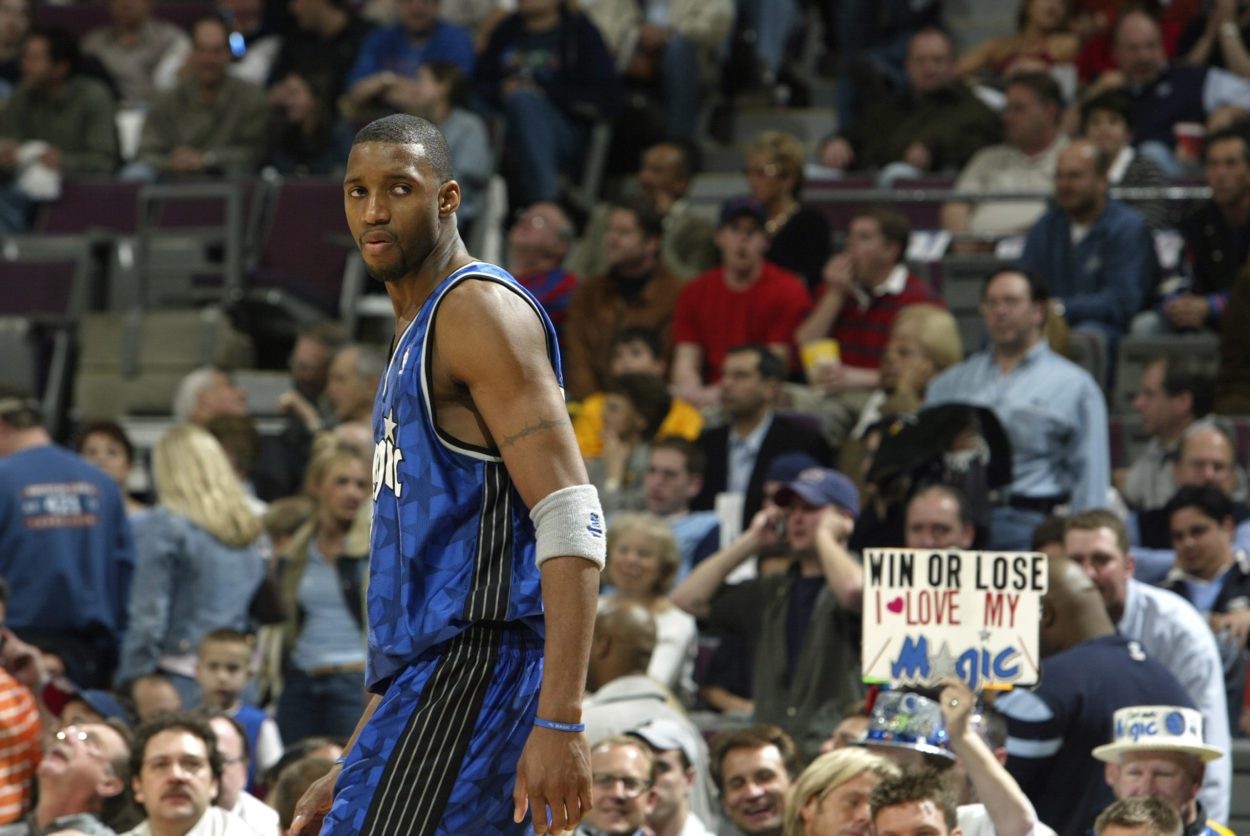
[438,181,461,216]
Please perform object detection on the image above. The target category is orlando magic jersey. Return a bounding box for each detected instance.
[367,262,562,692]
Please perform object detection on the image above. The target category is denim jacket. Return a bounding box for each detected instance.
[117,507,265,682]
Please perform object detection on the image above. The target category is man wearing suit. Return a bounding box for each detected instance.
[691,343,832,527]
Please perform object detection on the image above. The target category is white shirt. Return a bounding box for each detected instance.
[1118,579,1232,823]
[955,137,1068,234]
[848,264,909,310]
[1108,146,1136,185]
[649,605,698,702]
[678,812,715,836]
[230,791,280,836]
[958,803,1055,836]
[124,807,256,836]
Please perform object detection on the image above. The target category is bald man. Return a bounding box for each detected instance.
[1130,422,1250,583]
[994,556,1195,836]
[1019,138,1158,344]
[581,601,719,828]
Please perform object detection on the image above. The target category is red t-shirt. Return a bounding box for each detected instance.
[672,261,812,381]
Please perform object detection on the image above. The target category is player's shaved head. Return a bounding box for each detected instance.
[1040,554,1115,656]
[352,113,453,183]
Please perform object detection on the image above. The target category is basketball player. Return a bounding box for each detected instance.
[290,115,605,834]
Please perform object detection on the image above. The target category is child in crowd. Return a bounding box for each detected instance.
[126,672,182,721]
[195,628,283,791]
[574,327,703,459]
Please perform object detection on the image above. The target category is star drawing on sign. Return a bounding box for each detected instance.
[928,641,960,679]
[980,629,992,642]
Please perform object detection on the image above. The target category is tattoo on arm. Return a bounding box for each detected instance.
[499,416,569,449]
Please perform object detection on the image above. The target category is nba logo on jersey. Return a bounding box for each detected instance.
[373,409,405,500]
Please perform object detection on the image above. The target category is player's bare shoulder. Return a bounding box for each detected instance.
[433,275,551,381]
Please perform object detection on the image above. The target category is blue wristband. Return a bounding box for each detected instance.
[534,717,585,733]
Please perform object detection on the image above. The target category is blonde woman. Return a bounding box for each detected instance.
[744,130,832,291]
[272,437,370,744]
[603,513,697,699]
[117,424,267,705]
[783,748,899,836]
[851,303,963,440]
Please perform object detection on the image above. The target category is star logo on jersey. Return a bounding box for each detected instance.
[373,409,404,500]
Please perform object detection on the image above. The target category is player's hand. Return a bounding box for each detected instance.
[289,763,341,835]
[513,726,593,834]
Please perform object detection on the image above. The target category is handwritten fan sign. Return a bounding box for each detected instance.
[862,549,1048,691]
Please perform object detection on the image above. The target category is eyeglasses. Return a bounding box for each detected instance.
[744,164,780,179]
[143,755,210,776]
[54,726,110,762]
[592,774,651,799]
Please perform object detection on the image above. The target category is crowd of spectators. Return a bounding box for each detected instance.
[8,0,1250,835]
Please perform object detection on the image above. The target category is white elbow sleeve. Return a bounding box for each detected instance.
[529,484,607,570]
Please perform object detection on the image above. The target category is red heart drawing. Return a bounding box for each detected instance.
[886,597,904,614]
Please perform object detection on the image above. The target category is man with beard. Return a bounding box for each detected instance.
[564,197,683,400]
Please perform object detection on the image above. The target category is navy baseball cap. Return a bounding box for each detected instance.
[719,196,767,228]
[43,677,131,725]
[774,467,860,517]
[764,452,822,484]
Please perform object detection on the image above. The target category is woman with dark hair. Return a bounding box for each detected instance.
[76,420,148,520]
[957,0,1079,83]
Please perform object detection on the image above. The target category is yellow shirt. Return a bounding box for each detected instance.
[574,393,704,458]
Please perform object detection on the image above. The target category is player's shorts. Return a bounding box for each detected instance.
[321,623,543,835]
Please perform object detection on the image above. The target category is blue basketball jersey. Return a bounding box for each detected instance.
[367,262,562,692]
